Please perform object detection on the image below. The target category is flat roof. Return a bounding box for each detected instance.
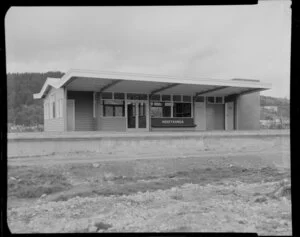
[33,68,272,99]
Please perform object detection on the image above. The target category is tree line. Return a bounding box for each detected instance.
[7,72,64,126]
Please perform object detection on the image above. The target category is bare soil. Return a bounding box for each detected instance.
[7,136,291,235]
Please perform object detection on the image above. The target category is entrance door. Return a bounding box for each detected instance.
[127,101,147,130]
[67,100,75,131]
[206,104,225,130]
[225,102,234,130]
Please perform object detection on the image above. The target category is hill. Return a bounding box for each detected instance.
[7,72,64,126]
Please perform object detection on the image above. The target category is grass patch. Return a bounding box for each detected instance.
[8,166,72,198]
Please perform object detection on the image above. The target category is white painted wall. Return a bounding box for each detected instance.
[194,102,206,130]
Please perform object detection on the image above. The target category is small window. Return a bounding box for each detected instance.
[102,92,113,99]
[52,101,56,118]
[182,95,192,102]
[93,93,96,118]
[173,103,191,117]
[215,97,223,104]
[114,92,125,100]
[150,94,160,101]
[207,97,215,103]
[162,95,171,101]
[173,95,181,102]
[139,94,148,100]
[103,100,125,117]
[195,96,204,102]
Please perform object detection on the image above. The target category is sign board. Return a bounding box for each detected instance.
[151,118,195,127]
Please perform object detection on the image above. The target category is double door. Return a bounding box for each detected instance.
[127,101,148,130]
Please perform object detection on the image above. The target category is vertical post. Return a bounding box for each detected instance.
[64,87,68,131]
[148,94,151,131]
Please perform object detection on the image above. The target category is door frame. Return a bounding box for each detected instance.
[67,99,75,131]
[126,100,149,132]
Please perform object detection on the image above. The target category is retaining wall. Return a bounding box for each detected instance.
[7,130,290,158]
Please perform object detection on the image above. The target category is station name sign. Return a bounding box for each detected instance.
[151,118,195,127]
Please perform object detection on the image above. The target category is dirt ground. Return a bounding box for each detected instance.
[7,135,291,235]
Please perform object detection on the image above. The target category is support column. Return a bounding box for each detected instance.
[64,87,68,131]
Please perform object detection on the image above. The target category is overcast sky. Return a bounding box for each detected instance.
[5,3,291,98]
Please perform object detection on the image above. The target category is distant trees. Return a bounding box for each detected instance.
[7,72,64,126]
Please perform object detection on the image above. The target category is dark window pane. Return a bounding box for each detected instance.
[150,94,160,101]
[207,97,215,103]
[162,95,171,101]
[173,103,191,117]
[114,92,125,100]
[216,97,223,103]
[102,92,113,99]
[150,106,162,117]
[115,106,124,116]
[52,102,56,118]
[139,94,148,100]
[182,95,191,102]
[163,106,171,117]
[104,106,113,116]
[195,96,204,102]
[173,95,181,102]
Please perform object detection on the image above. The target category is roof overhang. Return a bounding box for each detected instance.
[33,69,272,99]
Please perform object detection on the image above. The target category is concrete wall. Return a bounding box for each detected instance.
[7,130,289,158]
[236,92,260,130]
[68,91,95,131]
[44,88,65,132]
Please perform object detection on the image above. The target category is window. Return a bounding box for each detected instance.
[150,102,172,118]
[161,95,171,101]
[182,95,192,102]
[53,101,56,118]
[207,97,215,103]
[103,100,125,117]
[127,93,148,100]
[215,97,223,104]
[173,103,191,117]
[173,95,182,102]
[93,93,96,118]
[102,92,113,99]
[195,96,205,102]
[50,94,56,119]
[114,92,125,100]
[150,94,160,101]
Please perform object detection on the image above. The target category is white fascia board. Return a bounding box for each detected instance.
[33,78,61,99]
[58,69,272,90]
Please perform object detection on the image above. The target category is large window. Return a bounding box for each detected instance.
[150,102,172,118]
[103,100,125,117]
[173,103,191,117]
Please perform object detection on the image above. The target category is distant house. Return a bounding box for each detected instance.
[33,69,271,132]
[263,106,278,112]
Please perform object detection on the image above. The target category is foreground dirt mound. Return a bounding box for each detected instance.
[268,179,291,199]
[8,180,292,235]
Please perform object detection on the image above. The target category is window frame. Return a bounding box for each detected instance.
[102,99,125,117]
[172,102,192,118]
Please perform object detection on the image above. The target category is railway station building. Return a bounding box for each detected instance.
[33,69,271,132]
